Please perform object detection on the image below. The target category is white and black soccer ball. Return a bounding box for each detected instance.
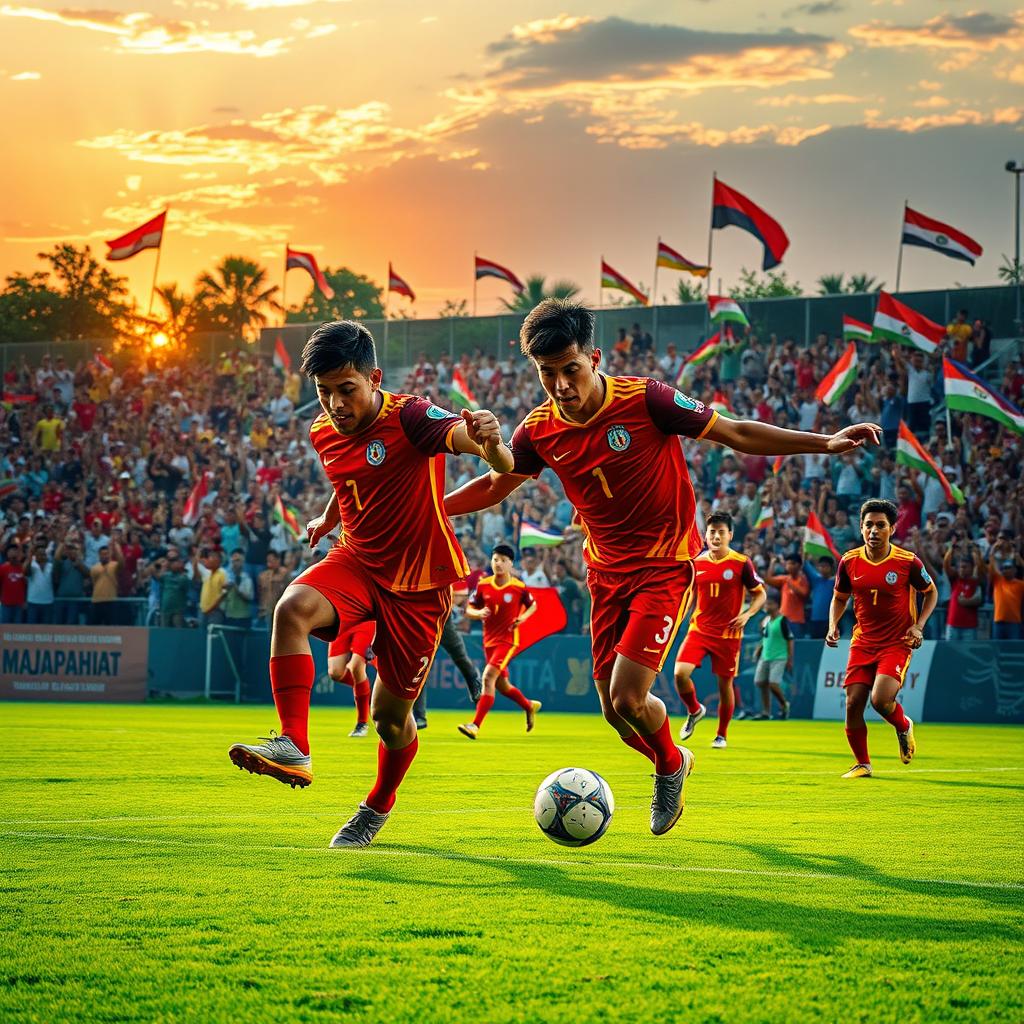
[533,768,614,847]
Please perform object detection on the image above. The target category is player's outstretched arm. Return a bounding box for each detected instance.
[825,592,850,647]
[444,471,526,518]
[705,417,882,457]
[451,408,514,474]
[906,584,938,648]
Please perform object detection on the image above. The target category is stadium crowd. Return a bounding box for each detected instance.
[1,308,1023,641]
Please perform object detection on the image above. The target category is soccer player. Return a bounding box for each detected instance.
[674,513,765,749]
[445,299,881,836]
[826,499,938,779]
[327,621,376,738]
[229,320,513,848]
[457,543,541,739]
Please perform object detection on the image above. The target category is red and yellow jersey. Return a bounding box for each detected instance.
[835,545,935,649]
[509,376,717,573]
[689,549,764,639]
[468,574,535,645]
[309,392,469,592]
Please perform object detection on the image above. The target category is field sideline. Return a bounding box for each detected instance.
[2,703,1022,1024]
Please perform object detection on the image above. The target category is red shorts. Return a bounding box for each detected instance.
[294,547,453,700]
[676,630,741,680]
[483,638,519,678]
[327,621,376,666]
[843,643,913,689]
[587,562,694,680]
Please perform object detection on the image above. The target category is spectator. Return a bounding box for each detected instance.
[520,548,550,588]
[945,309,972,364]
[879,379,903,450]
[25,542,55,624]
[553,559,583,634]
[989,540,1024,640]
[195,548,228,629]
[766,554,811,638]
[942,542,984,641]
[223,548,254,630]
[752,590,792,720]
[52,539,89,625]
[155,554,191,628]
[0,543,28,624]
[89,541,123,626]
[970,319,992,368]
[892,346,934,436]
[33,403,64,453]
[803,555,836,639]
[659,343,683,381]
[83,519,111,569]
[258,550,289,626]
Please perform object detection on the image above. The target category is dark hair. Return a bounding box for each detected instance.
[230,547,245,557]
[765,587,782,604]
[860,498,898,525]
[492,543,515,560]
[520,299,595,358]
[707,512,733,531]
[301,321,376,378]
[785,552,801,564]
[817,555,835,569]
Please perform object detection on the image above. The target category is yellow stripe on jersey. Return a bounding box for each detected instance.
[428,454,469,581]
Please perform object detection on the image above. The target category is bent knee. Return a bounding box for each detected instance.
[610,690,646,721]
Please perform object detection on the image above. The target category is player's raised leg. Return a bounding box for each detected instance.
[674,660,707,741]
[842,683,872,778]
[871,673,916,764]
[229,583,337,787]
[712,674,734,749]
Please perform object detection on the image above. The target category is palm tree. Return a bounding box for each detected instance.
[194,256,282,340]
[154,283,196,345]
[499,274,581,314]
[817,273,846,295]
[998,254,1022,285]
[846,273,883,294]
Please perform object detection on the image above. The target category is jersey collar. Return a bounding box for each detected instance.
[550,373,617,428]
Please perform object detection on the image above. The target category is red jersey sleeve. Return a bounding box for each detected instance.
[741,558,764,590]
[910,555,935,591]
[509,420,546,477]
[521,587,535,610]
[644,379,716,439]
[399,397,461,456]
[835,557,853,595]
[468,587,486,609]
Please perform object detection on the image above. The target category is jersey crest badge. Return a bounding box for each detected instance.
[503,592,513,603]
[885,570,898,585]
[723,568,734,580]
[606,425,631,452]
[366,440,386,466]
[426,405,449,420]
[674,391,701,411]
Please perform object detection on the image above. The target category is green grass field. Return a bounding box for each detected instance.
[2,703,1022,1024]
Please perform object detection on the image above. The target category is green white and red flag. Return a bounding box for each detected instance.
[815,342,859,407]
[273,494,303,541]
[871,291,943,354]
[601,260,648,305]
[754,505,774,531]
[710,390,735,418]
[708,295,749,327]
[803,510,841,561]
[943,358,1024,435]
[896,421,965,504]
[842,315,873,344]
[674,331,726,385]
[449,368,479,411]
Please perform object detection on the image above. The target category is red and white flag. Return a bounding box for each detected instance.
[286,247,335,299]
[475,255,525,293]
[902,206,983,267]
[388,262,415,302]
[183,472,211,526]
[272,336,291,373]
[106,210,166,262]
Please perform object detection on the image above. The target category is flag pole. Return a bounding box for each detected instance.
[281,243,289,328]
[382,260,390,359]
[652,237,660,348]
[147,208,166,316]
[705,173,716,339]
[895,200,907,293]
[473,250,478,317]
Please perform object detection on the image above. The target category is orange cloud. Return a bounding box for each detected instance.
[756,92,862,107]
[850,10,1024,52]
[863,106,1021,132]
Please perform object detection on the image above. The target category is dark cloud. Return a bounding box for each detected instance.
[485,16,834,89]
[785,0,845,16]
[943,12,1017,38]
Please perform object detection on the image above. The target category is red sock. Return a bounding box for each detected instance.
[680,688,701,715]
[354,679,371,724]
[881,703,910,733]
[621,731,657,764]
[473,694,494,727]
[845,725,870,764]
[270,653,315,755]
[365,736,418,813]
[639,715,682,775]
[717,694,734,739]
[501,684,532,711]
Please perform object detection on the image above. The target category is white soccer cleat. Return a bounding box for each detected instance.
[679,702,707,741]
[711,735,727,750]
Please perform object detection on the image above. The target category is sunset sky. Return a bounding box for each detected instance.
[1,1,1021,316]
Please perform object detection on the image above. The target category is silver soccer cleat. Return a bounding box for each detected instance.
[228,732,312,788]
[679,702,707,741]
[650,745,695,836]
[329,802,390,848]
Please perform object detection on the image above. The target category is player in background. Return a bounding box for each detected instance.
[229,320,513,848]
[827,499,938,779]
[457,543,541,739]
[411,609,484,730]
[445,299,881,836]
[327,621,376,737]
[674,513,766,749]
[751,590,793,720]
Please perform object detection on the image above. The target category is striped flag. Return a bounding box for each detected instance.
[0,478,18,499]
[896,421,965,505]
[943,358,1024,435]
[708,295,749,327]
[772,455,786,475]
[475,256,524,293]
[388,262,415,302]
[710,390,735,418]
[273,494,303,541]
[842,315,873,344]
[871,291,943,354]
[106,210,166,261]
[656,240,709,277]
[272,336,291,373]
[601,260,648,305]
[450,368,478,411]
[286,247,335,299]
[803,510,841,561]
[902,206,983,267]
[754,505,774,531]
[182,472,211,527]
[674,331,727,385]
[815,342,859,407]
[519,520,564,549]
[712,178,790,270]
[93,351,114,374]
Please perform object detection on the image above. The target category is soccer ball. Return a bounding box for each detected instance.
[533,768,614,847]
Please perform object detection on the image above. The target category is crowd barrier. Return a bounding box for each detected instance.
[3,624,1022,724]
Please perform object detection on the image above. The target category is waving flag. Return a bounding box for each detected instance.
[92,351,114,374]
[815,342,859,407]
[475,256,524,293]
[656,240,709,277]
[514,587,567,652]
[106,210,166,262]
[601,260,648,305]
[754,505,774,532]
[803,510,841,561]
[896,421,965,505]
[710,390,735,418]
[712,178,790,270]
[902,206,983,267]
[183,472,211,527]
[772,455,786,476]
[871,292,943,354]
[273,494,304,541]
[388,262,415,302]
[272,336,291,373]
[450,368,479,411]
[842,315,873,344]
[708,295,749,327]
[518,521,564,549]
[943,358,1024,435]
[674,331,728,385]
[0,478,18,499]
[286,247,334,299]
